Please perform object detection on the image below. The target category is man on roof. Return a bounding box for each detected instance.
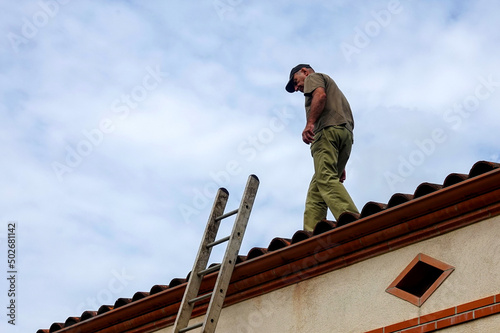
[285,64,359,231]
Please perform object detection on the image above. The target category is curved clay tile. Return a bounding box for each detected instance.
[150,284,169,294]
[387,193,414,208]
[443,173,468,187]
[236,255,247,264]
[49,322,64,332]
[114,297,132,308]
[268,237,292,251]
[80,310,97,321]
[291,230,313,244]
[97,305,113,314]
[132,291,150,301]
[469,160,500,178]
[36,330,50,333]
[169,278,187,287]
[184,263,221,281]
[337,212,360,228]
[414,182,443,199]
[207,262,221,272]
[247,247,268,260]
[313,219,337,235]
[360,201,387,218]
[64,316,80,327]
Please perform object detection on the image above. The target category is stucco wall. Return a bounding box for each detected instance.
[160,215,500,333]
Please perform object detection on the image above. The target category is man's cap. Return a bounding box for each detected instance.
[285,64,312,93]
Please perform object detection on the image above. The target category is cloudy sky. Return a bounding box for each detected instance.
[1,0,499,331]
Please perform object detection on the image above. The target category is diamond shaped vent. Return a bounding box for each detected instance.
[386,253,455,306]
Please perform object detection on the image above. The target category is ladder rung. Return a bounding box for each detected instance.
[207,236,230,248]
[198,264,221,277]
[179,322,203,333]
[215,208,238,221]
[188,292,212,305]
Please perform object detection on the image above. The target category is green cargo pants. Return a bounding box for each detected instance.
[304,125,359,231]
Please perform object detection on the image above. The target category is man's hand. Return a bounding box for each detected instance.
[340,169,346,183]
[302,123,315,144]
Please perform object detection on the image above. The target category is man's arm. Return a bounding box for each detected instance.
[302,87,327,144]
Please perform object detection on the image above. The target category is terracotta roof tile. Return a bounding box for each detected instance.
[114,298,132,308]
[268,237,292,251]
[247,247,268,260]
[236,255,247,264]
[414,182,443,198]
[387,193,414,208]
[80,310,97,321]
[291,230,312,243]
[337,212,360,227]
[169,277,187,287]
[443,173,468,187]
[38,160,500,332]
[96,305,113,315]
[360,201,387,218]
[469,161,500,177]
[132,291,150,301]
[63,317,80,327]
[150,284,169,295]
[49,322,64,332]
[313,219,337,234]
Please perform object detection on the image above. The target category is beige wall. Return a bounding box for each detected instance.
[160,215,500,333]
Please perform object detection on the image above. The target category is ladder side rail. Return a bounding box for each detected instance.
[173,188,229,333]
[202,175,259,333]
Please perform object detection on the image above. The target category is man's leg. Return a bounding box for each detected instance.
[304,173,328,231]
[311,126,358,221]
[337,127,353,179]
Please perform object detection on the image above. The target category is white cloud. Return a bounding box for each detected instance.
[1,1,500,331]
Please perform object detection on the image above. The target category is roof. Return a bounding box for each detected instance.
[38,160,500,333]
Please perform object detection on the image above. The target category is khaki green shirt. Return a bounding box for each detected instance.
[303,73,354,133]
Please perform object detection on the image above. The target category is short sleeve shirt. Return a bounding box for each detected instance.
[303,73,354,134]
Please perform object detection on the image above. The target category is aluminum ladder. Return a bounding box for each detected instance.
[173,174,259,333]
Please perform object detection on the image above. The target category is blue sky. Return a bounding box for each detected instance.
[1,1,499,331]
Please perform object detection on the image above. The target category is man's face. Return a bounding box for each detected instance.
[292,69,307,93]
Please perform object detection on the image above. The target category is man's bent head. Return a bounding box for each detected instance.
[285,64,314,93]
